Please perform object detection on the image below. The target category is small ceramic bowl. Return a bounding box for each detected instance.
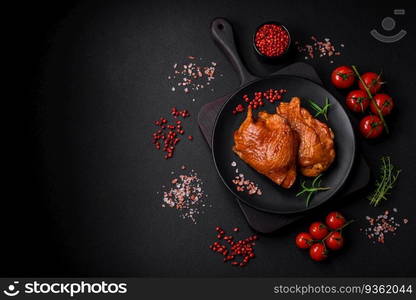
[253,21,292,62]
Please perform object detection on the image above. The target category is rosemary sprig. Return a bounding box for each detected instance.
[351,65,389,134]
[368,156,401,206]
[308,98,331,120]
[296,174,331,207]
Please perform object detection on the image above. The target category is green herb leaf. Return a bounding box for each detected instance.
[368,156,401,206]
[307,98,331,120]
[296,174,331,207]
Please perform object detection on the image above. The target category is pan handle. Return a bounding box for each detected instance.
[211,18,257,85]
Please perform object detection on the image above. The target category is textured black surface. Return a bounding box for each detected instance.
[6,0,416,277]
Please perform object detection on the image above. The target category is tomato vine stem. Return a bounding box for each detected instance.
[351,65,389,134]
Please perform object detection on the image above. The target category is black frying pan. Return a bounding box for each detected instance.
[211,18,356,214]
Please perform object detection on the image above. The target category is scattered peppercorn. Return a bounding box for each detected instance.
[209,226,258,267]
[233,89,287,115]
[152,108,191,159]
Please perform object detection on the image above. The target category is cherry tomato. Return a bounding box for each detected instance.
[331,66,355,89]
[325,231,344,251]
[359,115,384,139]
[370,94,394,116]
[358,72,383,95]
[295,232,313,249]
[309,243,328,261]
[325,211,346,230]
[309,222,329,240]
[346,90,369,113]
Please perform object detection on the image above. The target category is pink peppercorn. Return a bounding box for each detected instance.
[254,23,290,57]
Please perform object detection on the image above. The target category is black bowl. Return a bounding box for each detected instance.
[253,21,292,62]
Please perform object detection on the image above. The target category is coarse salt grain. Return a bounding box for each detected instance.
[160,168,210,224]
[230,162,262,196]
[295,36,344,62]
[361,209,408,244]
[168,57,221,101]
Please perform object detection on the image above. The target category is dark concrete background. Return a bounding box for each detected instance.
[5,0,415,277]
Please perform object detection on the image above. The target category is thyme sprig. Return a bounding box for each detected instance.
[368,156,401,206]
[296,174,331,207]
[308,97,331,120]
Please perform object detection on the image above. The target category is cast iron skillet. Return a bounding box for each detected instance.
[211,18,356,214]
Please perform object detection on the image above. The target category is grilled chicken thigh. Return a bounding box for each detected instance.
[276,97,335,177]
[233,106,298,188]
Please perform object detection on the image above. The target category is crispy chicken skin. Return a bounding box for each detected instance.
[233,106,298,188]
[276,97,335,177]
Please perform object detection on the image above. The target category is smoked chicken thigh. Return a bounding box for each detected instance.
[276,97,335,177]
[233,106,298,189]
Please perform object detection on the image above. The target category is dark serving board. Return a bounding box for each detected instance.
[198,62,370,233]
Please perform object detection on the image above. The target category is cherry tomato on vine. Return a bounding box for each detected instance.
[309,243,328,261]
[359,115,384,139]
[325,212,346,230]
[370,94,394,116]
[309,222,329,240]
[325,231,344,251]
[346,90,369,113]
[331,66,355,89]
[358,72,383,95]
[295,232,313,249]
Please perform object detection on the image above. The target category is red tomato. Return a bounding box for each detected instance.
[325,231,344,250]
[358,72,383,94]
[295,232,313,249]
[370,94,394,116]
[309,243,328,261]
[331,66,355,89]
[325,212,346,230]
[346,90,369,113]
[309,222,329,240]
[359,115,384,139]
